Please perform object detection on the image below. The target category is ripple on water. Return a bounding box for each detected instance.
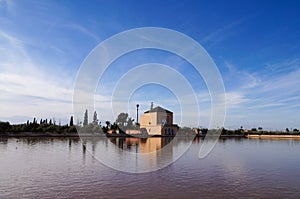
[0,137,300,198]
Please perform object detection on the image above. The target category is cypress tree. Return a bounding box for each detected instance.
[83,109,88,126]
[70,116,74,126]
[93,111,98,125]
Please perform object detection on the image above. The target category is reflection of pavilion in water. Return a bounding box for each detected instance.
[84,136,194,171]
[110,137,174,153]
[108,137,174,168]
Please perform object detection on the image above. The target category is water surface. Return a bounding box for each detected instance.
[0,137,300,198]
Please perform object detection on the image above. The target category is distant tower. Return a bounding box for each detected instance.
[136,104,139,123]
[150,102,153,110]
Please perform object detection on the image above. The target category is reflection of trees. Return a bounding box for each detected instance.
[0,137,8,144]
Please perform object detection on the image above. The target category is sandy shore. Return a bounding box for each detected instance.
[247,134,300,139]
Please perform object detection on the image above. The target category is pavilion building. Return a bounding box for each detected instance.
[140,105,179,136]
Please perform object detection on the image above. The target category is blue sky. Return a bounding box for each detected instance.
[0,0,300,130]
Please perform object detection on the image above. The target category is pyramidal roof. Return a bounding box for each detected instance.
[144,106,173,114]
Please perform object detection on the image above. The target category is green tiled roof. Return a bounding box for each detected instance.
[144,106,173,114]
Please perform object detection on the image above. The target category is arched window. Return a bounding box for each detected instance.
[171,129,174,135]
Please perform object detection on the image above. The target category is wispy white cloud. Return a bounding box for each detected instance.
[220,58,300,130]
[0,30,75,123]
[0,30,32,66]
[223,61,260,89]
[201,18,243,44]
[65,23,101,43]
[260,68,300,95]
[0,0,15,12]
[0,1,299,131]
[226,92,249,108]
[264,58,300,74]
[0,73,72,100]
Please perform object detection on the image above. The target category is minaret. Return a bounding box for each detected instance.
[150,102,153,110]
[136,104,139,123]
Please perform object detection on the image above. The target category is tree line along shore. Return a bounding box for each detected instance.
[0,110,299,137]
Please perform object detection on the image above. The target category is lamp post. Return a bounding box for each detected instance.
[136,104,139,124]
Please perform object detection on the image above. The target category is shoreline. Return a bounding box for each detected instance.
[0,132,100,138]
[1,133,300,139]
[247,134,300,139]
